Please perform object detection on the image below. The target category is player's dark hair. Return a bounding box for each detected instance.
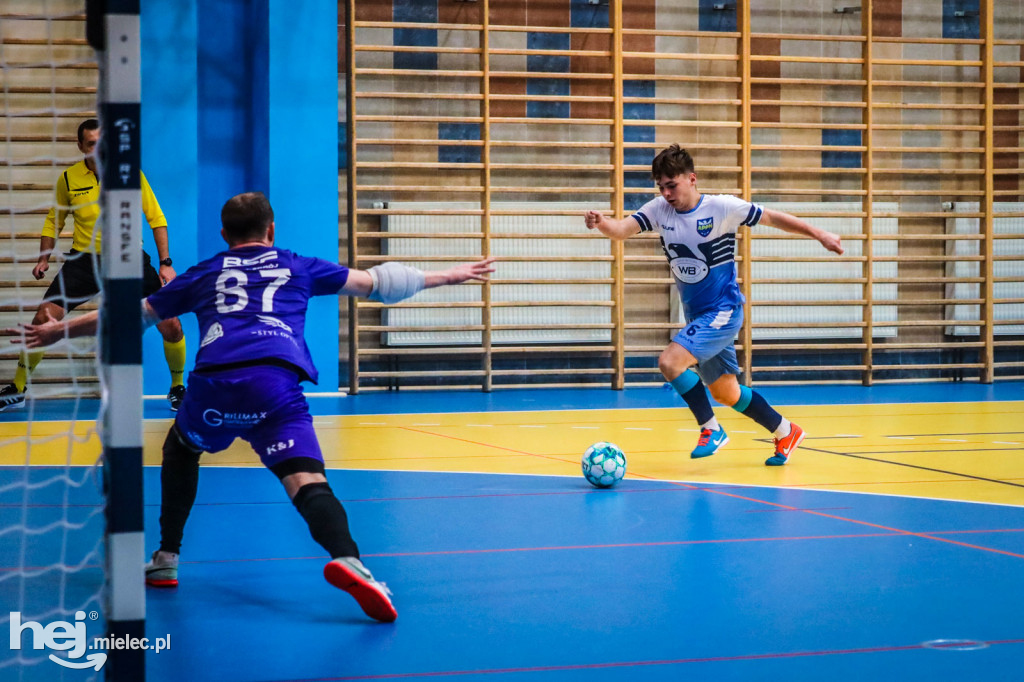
[77,118,100,143]
[651,144,695,179]
[221,192,275,243]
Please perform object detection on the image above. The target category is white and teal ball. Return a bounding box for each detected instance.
[581,442,626,488]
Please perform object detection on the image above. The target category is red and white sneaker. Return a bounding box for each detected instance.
[145,551,179,588]
[324,557,397,623]
[766,422,804,466]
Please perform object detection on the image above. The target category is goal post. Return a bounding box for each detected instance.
[87,0,146,679]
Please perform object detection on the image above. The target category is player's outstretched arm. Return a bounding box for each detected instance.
[584,211,642,241]
[759,208,844,255]
[422,257,496,288]
[17,301,161,348]
[341,257,496,304]
[16,309,96,348]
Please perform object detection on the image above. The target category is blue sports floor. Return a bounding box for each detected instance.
[2,382,1023,681]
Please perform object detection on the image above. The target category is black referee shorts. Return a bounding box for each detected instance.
[42,249,164,311]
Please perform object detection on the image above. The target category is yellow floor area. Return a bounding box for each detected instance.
[3,400,1023,506]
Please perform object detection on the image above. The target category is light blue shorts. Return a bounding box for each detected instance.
[671,305,743,385]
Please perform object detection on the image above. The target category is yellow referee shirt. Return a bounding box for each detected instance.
[41,160,168,253]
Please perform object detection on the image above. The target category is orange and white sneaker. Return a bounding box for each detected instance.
[324,557,397,623]
[766,422,804,466]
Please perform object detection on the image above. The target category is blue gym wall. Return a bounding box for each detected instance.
[140,0,339,394]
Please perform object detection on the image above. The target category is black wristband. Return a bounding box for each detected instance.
[159,257,173,267]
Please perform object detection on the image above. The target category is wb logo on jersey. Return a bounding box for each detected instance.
[664,242,710,284]
[696,217,714,237]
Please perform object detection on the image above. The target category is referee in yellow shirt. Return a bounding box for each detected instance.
[1,119,188,411]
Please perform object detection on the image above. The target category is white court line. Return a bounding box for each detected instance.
[993,441,1020,445]
[887,436,915,440]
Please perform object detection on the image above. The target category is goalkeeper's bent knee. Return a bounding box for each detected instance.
[367,261,425,304]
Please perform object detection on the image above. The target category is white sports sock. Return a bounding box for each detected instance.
[701,417,720,432]
[773,419,791,439]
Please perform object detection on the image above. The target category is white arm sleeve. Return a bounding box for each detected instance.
[368,261,426,304]
[141,300,159,329]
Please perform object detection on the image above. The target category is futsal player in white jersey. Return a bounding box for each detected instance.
[585,145,844,464]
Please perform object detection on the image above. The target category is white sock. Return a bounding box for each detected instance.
[773,419,791,439]
[701,417,720,432]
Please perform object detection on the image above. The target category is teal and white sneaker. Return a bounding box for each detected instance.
[324,557,397,623]
[690,426,729,459]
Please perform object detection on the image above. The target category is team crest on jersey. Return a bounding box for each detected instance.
[696,217,714,237]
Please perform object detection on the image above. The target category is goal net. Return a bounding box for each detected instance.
[2,1,144,679]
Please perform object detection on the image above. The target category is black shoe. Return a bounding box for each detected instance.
[0,384,25,412]
[167,384,185,412]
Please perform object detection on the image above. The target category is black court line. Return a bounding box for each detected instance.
[849,448,1021,454]
[791,443,1024,490]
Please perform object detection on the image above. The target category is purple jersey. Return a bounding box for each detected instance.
[147,245,349,384]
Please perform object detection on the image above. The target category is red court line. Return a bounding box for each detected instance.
[121,475,1022,507]
[339,487,691,503]
[744,507,852,513]
[404,427,1024,560]
[274,638,1024,681]
[398,427,578,466]
[4,527,1024,573]
[695,485,1024,560]
[363,533,901,558]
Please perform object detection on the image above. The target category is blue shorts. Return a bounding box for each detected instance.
[174,365,323,469]
[672,305,743,385]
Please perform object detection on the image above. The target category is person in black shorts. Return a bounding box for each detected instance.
[0,119,188,411]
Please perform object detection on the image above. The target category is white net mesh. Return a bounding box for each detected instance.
[1,2,107,679]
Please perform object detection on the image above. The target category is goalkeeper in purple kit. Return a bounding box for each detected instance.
[22,191,495,623]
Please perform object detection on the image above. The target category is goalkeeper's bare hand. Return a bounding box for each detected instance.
[425,256,496,287]
[14,309,64,349]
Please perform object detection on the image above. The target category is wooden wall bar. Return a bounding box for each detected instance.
[341,0,1024,391]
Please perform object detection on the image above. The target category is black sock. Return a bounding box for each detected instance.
[681,382,715,425]
[292,482,360,559]
[158,426,202,555]
[669,370,715,425]
[741,390,783,433]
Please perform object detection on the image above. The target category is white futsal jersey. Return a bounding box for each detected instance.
[632,194,764,319]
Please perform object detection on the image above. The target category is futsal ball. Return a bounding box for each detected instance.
[582,442,626,488]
